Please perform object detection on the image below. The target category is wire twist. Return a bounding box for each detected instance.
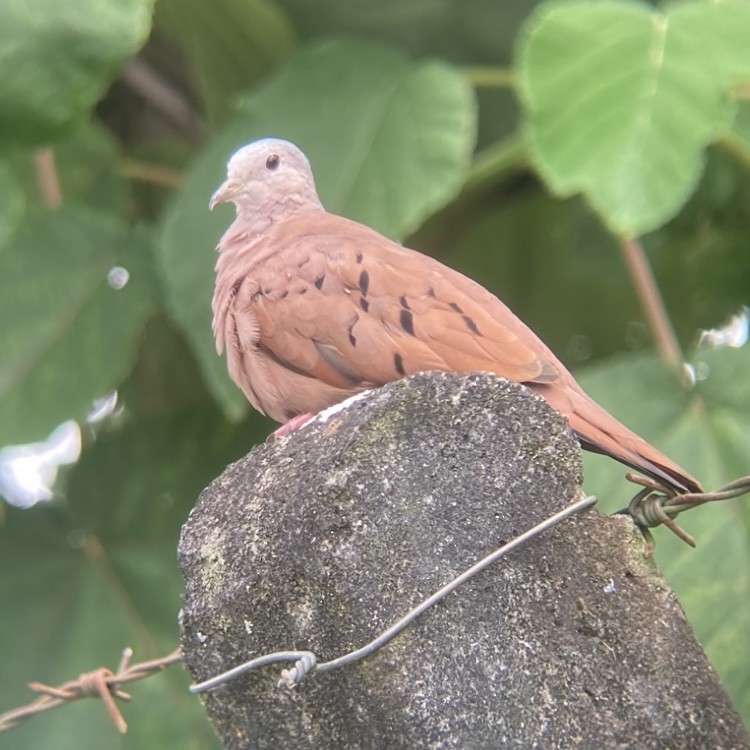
[278,653,318,688]
[626,473,750,548]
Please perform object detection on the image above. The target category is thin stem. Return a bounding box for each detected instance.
[122,58,206,141]
[618,236,683,368]
[461,131,530,196]
[120,159,184,189]
[463,66,516,89]
[33,149,62,208]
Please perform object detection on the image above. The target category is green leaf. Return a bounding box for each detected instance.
[275,0,529,62]
[0,0,154,148]
[517,0,750,236]
[159,39,476,419]
[577,348,750,724]
[0,209,158,445]
[155,0,297,123]
[0,160,25,248]
[0,407,254,749]
[277,0,533,149]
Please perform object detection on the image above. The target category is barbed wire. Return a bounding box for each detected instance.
[627,474,750,547]
[4,476,746,733]
[0,647,182,734]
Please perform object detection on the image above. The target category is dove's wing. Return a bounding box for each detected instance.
[215,212,560,418]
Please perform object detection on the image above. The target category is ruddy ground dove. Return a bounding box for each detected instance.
[210,138,701,495]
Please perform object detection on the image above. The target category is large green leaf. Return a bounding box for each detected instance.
[0,209,158,445]
[274,0,535,148]
[0,0,153,148]
[577,347,750,723]
[517,0,750,235]
[0,160,24,248]
[275,0,533,62]
[0,407,257,750]
[155,0,297,123]
[159,39,476,419]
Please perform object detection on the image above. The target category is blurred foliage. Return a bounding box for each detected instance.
[0,0,748,747]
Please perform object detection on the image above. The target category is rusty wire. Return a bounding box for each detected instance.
[0,647,182,734]
[627,474,750,548]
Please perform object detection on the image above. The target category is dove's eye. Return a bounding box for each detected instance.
[265,154,280,171]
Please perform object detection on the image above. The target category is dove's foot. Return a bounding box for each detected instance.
[270,412,314,440]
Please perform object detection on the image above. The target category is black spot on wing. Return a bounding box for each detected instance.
[394,352,406,376]
[359,270,370,295]
[399,295,410,310]
[348,315,359,348]
[314,275,325,290]
[446,300,480,335]
[355,251,363,264]
[462,315,480,335]
[400,309,415,336]
[360,297,370,313]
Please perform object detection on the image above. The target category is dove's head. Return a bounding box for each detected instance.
[210,138,323,219]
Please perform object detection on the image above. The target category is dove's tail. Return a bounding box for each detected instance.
[563,388,701,494]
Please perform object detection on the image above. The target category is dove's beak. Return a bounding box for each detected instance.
[209,180,240,210]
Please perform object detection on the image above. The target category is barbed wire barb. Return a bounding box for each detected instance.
[0,647,182,734]
[626,473,750,547]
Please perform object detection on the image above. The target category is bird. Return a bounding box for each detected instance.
[210,138,701,495]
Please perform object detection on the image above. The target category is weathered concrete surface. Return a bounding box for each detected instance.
[179,372,749,750]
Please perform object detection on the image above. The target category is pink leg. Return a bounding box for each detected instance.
[270,412,315,440]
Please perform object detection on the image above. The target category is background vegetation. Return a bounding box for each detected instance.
[1,0,749,747]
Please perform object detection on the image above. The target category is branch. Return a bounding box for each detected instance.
[463,66,516,89]
[122,58,207,142]
[618,236,684,369]
[120,159,185,189]
[33,148,63,208]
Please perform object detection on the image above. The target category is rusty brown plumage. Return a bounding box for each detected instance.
[211,139,701,494]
